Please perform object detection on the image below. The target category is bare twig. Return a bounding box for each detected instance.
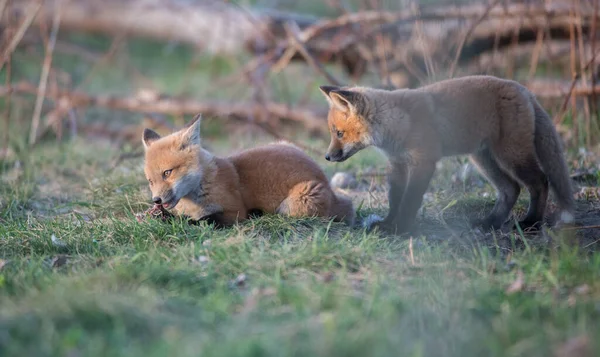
[2,49,11,157]
[590,0,599,129]
[575,0,592,146]
[295,2,598,46]
[76,33,126,90]
[409,236,415,266]
[527,28,545,79]
[1,0,12,158]
[0,0,42,72]
[29,0,61,145]
[527,77,600,98]
[567,2,579,140]
[448,0,502,77]
[561,224,600,231]
[554,48,600,125]
[0,0,8,18]
[283,22,343,86]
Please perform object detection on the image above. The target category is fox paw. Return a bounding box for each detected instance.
[366,218,408,236]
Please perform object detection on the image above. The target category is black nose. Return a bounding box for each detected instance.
[152,196,162,204]
[325,154,331,161]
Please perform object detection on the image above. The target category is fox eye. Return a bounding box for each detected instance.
[163,169,172,179]
[336,130,344,139]
[148,179,153,185]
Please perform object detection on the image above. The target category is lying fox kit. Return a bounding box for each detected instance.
[319,75,575,234]
[142,116,355,227]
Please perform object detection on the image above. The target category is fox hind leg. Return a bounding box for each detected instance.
[469,147,521,231]
[493,144,549,231]
[511,157,549,230]
[277,181,332,219]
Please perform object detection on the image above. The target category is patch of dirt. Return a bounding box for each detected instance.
[341,157,600,253]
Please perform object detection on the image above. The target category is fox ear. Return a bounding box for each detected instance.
[142,128,161,149]
[319,85,340,98]
[180,114,202,149]
[329,90,363,114]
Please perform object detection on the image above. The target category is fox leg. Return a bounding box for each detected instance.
[367,162,407,232]
[494,147,549,230]
[469,147,521,231]
[374,161,436,235]
[277,181,332,218]
[384,163,409,222]
[511,158,549,230]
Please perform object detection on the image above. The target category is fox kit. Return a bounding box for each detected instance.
[319,75,574,234]
[142,116,354,227]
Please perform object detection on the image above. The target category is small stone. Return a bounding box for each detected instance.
[235,273,247,287]
[330,172,358,189]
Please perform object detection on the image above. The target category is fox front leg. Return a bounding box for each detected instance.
[372,161,436,235]
[367,163,408,233]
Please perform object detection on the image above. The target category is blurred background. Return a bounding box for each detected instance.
[1,2,600,356]
[1,0,598,159]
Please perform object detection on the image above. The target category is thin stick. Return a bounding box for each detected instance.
[449,0,502,77]
[554,40,600,125]
[527,28,545,80]
[590,0,599,138]
[76,33,125,90]
[575,0,592,147]
[29,0,61,145]
[283,22,343,86]
[505,14,524,79]
[295,4,598,46]
[409,237,415,266]
[0,0,42,72]
[561,224,600,231]
[2,49,11,157]
[1,0,12,158]
[0,0,8,19]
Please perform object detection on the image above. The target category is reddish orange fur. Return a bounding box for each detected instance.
[142,117,355,227]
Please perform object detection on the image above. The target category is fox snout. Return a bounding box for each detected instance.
[149,188,178,208]
[325,148,344,162]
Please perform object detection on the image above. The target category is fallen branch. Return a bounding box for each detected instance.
[526,77,600,99]
[0,81,328,134]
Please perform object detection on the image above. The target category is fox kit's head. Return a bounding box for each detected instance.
[142,116,212,209]
[319,85,374,162]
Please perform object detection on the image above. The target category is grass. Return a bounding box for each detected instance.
[1,136,599,357]
[1,25,600,357]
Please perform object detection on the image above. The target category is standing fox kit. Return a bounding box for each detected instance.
[142,116,354,227]
[319,75,574,234]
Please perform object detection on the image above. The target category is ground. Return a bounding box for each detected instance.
[1,31,600,357]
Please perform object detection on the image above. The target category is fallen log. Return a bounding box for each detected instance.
[4,0,598,84]
[0,81,328,134]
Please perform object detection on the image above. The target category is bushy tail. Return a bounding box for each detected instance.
[330,191,356,226]
[532,98,575,222]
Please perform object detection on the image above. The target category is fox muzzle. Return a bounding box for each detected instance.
[325,148,344,162]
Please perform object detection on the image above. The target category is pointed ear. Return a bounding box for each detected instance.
[180,114,202,149]
[142,128,161,149]
[319,85,340,98]
[329,90,363,114]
